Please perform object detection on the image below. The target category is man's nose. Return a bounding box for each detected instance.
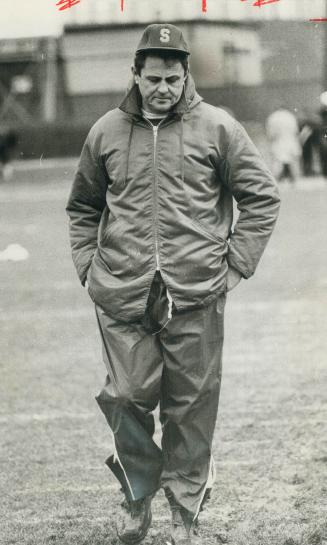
[158,80,169,94]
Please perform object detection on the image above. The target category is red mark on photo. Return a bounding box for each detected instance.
[253,0,281,6]
[121,0,124,11]
[56,0,80,11]
[309,18,327,22]
[202,0,207,12]
[240,0,281,6]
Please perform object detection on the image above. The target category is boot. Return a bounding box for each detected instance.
[170,505,190,545]
[165,489,200,545]
[116,494,153,544]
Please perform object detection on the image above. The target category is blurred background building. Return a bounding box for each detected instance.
[0,0,326,158]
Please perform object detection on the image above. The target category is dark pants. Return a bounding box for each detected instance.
[95,272,226,517]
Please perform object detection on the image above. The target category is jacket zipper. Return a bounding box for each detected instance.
[145,117,173,271]
[148,117,175,319]
[152,124,160,270]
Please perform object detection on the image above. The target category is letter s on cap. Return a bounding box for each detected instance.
[160,28,171,43]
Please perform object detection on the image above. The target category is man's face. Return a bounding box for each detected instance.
[134,56,186,115]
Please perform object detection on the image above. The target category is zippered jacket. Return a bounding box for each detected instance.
[66,75,280,321]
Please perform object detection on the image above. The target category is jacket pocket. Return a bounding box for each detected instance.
[190,217,227,247]
[100,215,121,246]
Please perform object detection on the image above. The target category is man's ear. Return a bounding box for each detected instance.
[131,66,140,85]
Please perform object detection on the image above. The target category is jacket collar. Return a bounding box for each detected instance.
[119,73,202,117]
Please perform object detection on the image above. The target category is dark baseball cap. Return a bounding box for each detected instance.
[136,24,190,55]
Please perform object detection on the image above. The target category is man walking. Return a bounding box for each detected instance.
[66,23,280,545]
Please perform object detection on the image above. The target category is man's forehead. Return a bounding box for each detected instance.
[142,56,184,76]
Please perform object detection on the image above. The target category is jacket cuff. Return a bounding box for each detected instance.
[78,262,92,287]
[226,255,253,279]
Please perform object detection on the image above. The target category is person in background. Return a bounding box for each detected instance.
[0,129,18,182]
[317,91,327,178]
[298,109,321,177]
[66,23,280,545]
[266,107,301,183]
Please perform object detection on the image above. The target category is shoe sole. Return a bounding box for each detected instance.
[117,512,152,545]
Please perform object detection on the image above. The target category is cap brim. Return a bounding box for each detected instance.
[136,46,190,55]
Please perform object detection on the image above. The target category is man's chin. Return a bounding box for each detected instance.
[151,99,173,113]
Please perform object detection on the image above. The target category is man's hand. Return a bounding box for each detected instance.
[226,265,242,292]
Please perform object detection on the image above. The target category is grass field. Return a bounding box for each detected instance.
[1,162,327,545]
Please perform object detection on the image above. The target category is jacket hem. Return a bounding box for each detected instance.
[170,290,226,312]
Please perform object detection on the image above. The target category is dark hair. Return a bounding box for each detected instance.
[134,49,189,76]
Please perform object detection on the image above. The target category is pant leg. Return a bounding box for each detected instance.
[319,146,327,177]
[302,139,314,176]
[159,294,226,518]
[95,304,163,501]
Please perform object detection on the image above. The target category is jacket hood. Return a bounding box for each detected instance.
[119,73,202,116]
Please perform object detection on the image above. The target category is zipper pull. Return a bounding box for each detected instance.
[153,125,158,148]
